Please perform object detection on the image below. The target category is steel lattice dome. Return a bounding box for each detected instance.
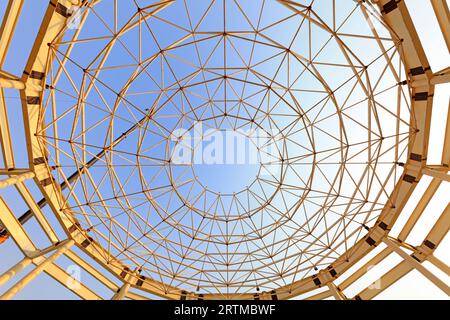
[0,0,448,300]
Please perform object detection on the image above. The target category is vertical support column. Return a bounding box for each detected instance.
[327,282,347,300]
[0,239,75,300]
[382,237,450,296]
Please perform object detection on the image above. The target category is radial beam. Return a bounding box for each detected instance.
[0,239,75,300]
[382,237,450,296]
[0,257,32,287]
[0,0,24,169]
[0,76,24,89]
[0,197,36,253]
[431,0,450,50]
[0,172,35,189]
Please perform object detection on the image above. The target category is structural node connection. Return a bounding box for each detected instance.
[0,0,449,300]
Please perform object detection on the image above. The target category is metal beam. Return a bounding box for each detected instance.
[0,197,36,254]
[410,69,450,87]
[112,283,131,300]
[43,262,101,300]
[442,98,450,166]
[382,237,450,296]
[0,172,35,189]
[0,239,75,300]
[0,168,32,175]
[15,182,59,243]
[398,178,441,242]
[355,260,413,300]
[0,0,24,169]
[0,257,32,287]
[422,167,450,182]
[0,77,24,89]
[431,0,450,50]
[327,282,347,300]
[64,249,119,292]
[428,255,450,277]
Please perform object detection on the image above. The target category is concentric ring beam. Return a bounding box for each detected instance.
[0,0,447,300]
[0,239,75,300]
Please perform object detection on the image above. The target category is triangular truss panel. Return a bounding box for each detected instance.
[0,0,448,300]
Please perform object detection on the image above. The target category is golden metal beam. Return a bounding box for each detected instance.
[382,237,450,296]
[431,0,450,51]
[0,0,24,169]
[327,282,347,300]
[0,172,35,189]
[422,167,450,183]
[0,239,75,300]
[0,0,448,300]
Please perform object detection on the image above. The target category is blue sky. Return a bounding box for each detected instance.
[0,0,448,300]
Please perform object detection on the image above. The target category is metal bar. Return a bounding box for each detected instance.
[398,178,441,241]
[327,282,347,300]
[442,98,450,166]
[355,260,413,300]
[0,0,24,169]
[428,255,450,277]
[0,197,36,254]
[43,262,101,300]
[431,0,450,51]
[64,249,119,292]
[0,77,24,89]
[410,71,450,87]
[0,257,32,287]
[0,0,24,64]
[422,167,450,182]
[112,283,131,300]
[0,172,35,188]
[15,182,59,243]
[0,168,33,175]
[0,239,75,300]
[382,237,450,296]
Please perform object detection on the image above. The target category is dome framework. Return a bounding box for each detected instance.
[0,0,448,300]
